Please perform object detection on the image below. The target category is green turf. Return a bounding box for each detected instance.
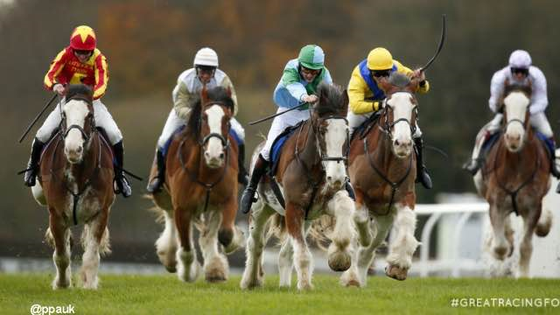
[0,273,558,314]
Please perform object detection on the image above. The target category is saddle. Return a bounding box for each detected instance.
[351,111,383,143]
[269,120,306,176]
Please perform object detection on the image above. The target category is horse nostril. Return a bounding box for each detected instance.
[219,152,225,159]
[77,146,83,153]
[327,176,332,182]
[395,139,400,146]
[204,152,210,159]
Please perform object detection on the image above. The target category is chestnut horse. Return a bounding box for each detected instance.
[150,86,244,283]
[241,83,356,290]
[474,83,552,277]
[341,73,422,287]
[31,85,115,289]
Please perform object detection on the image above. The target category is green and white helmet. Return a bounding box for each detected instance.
[298,44,325,70]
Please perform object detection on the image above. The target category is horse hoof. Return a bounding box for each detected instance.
[344,279,361,287]
[218,229,233,248]
[385,265,408,281]
[328,251,352,272]
[493,247,508,260]
[165,265,177,273]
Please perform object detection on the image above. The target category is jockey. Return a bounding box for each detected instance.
[146,47,247,193]
[240,44,349,214]
[24,25,132,197]
[463,50,560,184]
[347,47,432,189]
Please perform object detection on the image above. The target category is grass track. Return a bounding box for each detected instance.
[0,274,559,314]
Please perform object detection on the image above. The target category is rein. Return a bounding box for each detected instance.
[364,100,416,215]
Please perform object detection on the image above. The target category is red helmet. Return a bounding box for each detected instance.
[69,25,96,51]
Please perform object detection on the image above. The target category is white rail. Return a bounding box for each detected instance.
[416,203,488,277]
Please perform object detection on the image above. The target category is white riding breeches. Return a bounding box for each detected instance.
[156,109,246,150]
[487,112,553,138]
[36,99,123,145]
[347,110,422,139]
[260,107,310,161]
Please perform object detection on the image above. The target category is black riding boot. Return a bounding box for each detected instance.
[24,138,45,187]
[113,141,132,198]
[147,149,166,193]
[237,144,249,186]
[240,155,269,214]
[414,137,432,189]
[547,137,560,179]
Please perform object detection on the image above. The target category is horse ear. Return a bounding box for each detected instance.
[342,89,349,111]
[377,77,392,94]
[201,84,208,104]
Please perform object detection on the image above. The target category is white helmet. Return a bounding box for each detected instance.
[193,47,219,67]
[509,50,532,69]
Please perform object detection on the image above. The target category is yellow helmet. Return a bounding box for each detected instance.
[367,48,393,70]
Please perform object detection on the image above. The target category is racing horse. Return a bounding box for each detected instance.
[473,82,552,277]
[341,73,423,287]
[149,86,244,283]
[31,84,115,289]
[241,83,356,290]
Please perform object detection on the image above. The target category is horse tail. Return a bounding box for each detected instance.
[308,215,336,252]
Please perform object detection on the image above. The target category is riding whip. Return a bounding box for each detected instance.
[419,14,447,72]
[18,94,58,143]
[249,102,310,125]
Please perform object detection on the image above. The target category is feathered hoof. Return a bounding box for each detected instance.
[385,265,408,281]
[328,251,352,272]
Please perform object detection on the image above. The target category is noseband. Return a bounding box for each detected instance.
[60,98,95,142]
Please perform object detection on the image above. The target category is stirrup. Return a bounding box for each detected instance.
[146,177,164,193]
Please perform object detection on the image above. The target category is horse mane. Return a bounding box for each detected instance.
[66,84,93,103]
[314,82,348,117]
[504,82,532,97]
[388,72,411,88]
[186,86,235,139]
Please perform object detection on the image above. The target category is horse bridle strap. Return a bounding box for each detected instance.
[202,132,229,147]
[64,124,91,141]
[314,115,350,164]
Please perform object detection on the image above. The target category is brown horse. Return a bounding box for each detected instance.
[341,73,422,287]
[149,86,244,283]
[241,83,355,290]
[31,85,115,289]
[474,83,552,277]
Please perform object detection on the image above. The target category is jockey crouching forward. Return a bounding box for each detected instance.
[24,25,132,197]
[147,47,247,193]
[463,49,560,192]
[239,44,354,214]
[347,47,432,189]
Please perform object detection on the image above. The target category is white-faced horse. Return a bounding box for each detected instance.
[473,83,552,277]
[241,83,356,290]
[32,84,115,289]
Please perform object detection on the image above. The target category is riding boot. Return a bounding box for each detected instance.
[546,137,560,179]
[240,154,269,214]
[112,141,132,198]
[24,138,45,187]
[237,143,249,186]
[345,180,356,201]
[146,149,166,193]
[414,137,432,189]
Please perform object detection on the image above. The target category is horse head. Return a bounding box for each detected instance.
[502,80,532,152]
[376,72,419,158]
[310,83,349,190]
[198,85,234,168]
[61,84,95,164]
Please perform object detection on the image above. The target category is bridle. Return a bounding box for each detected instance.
[312,114,349,165]
[378,93,418,140]
[59,97,96,143]
[199,101,231,149]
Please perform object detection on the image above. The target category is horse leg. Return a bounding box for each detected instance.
[198,211,228,283]
[80,211,110,289]
[278,236,294,287]
[386,205,419,281]
[286,203,313,290]
[489,203,511,260]
[240,201,274,289]
[354,203,372,248]
[48,212,72,289]
[535,207,552,237]
[517,204,540,278]
[326,191,356,272]
[219,197,244,254]
[341,211,394,287]
[155,209,178,273]
[175,207,200,282]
